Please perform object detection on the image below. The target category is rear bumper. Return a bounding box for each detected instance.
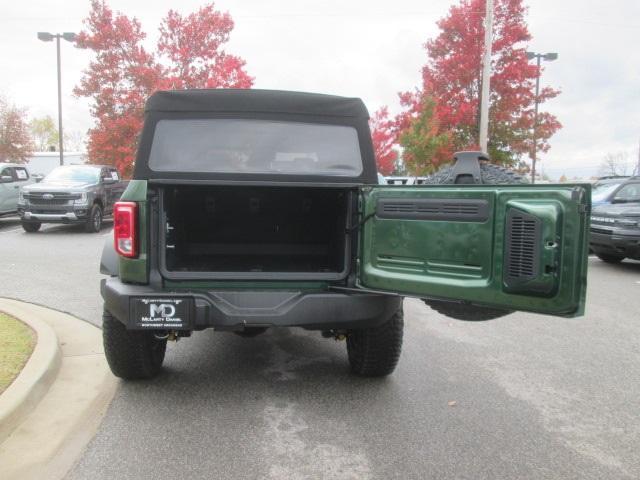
[101,277,402,331]
[590,230,640,258]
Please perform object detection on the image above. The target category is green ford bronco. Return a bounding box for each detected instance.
[100,89,590,380]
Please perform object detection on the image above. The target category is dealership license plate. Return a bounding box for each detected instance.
[130,298,192,329]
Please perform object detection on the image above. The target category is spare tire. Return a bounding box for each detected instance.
[423,161,528,185]
[421,155,527,321]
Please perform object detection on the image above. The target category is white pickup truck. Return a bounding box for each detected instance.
[0,163,37,217]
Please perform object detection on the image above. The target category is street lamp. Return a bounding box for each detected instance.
[526,51,558,183]
[37,32,77,166]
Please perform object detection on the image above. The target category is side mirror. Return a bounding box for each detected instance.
[32,174,44,183]
[0,175,13,183]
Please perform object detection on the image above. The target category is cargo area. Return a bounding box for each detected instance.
[162,186,350,277]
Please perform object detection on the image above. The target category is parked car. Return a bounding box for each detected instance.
[590,191,640,263]
[99,89,590,381]
[591,176,638,206]
[0,163,37,217]
[18,164,127,233]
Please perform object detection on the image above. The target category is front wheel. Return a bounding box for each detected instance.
[103,309,167,380]
[22,221,41,233]
[85,204,103,233]
[347,305,404,377]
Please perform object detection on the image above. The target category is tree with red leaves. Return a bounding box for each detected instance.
[75,1,253,176]
[397,0,560,172]
[0,96,33,163]
[157,5,252,90]
[369,107,399,175]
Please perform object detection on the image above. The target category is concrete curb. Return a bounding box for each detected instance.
[0,298,118,480]
[0,301,62,444]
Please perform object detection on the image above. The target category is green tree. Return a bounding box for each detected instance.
[398,97,452,175]
[29,115,59,151]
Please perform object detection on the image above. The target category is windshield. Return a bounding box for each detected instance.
[149,119,363,176]
[43,166,101,184]
[592,183,621,201]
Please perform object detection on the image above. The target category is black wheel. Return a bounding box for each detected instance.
[103,309,167,380]
[22,221,41,233]
[423,299,512,321]
[420,160,526,321]
[424,162,528,185]
[347,305,404,377]
[595,253,625,264]
[86,204,103,233]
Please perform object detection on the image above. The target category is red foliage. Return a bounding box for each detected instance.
[398,0,561,167]
[75,1,253,176]
[157,5,252,90]
[369,107,398,175]
[0,97,34,163]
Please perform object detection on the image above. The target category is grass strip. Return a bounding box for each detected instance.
[0,312,36,394]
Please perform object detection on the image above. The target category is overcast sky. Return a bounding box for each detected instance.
[1,0,638,179]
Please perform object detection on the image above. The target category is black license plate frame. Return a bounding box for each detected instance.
[129,297,193,330]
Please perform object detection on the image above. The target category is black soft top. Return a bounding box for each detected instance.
[135,89,377,185]
[145,89,370,119]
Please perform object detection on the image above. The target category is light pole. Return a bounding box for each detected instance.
[37,32,77,166]
[478,0,493,153]
[526,51,557,183]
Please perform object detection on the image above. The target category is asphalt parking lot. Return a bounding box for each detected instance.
[0,215,638,479]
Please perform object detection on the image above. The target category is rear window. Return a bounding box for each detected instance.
[148,119,363,176]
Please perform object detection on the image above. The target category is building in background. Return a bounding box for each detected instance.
[25,152,86,176]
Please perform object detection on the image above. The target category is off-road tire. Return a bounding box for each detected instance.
[103,309,167,380]
[85,204,103,233]
[595,253,625,264]
[22,222,41,233]
[423,299,512,321]
[423,162,528,185]
[347,305,404,377]
[421,161,526,321]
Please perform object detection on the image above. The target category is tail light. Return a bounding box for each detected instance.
[114,201,138,258]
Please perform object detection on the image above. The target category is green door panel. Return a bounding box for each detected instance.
[358,184,590,317]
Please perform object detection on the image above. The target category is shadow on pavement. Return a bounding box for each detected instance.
[0,216,21,231]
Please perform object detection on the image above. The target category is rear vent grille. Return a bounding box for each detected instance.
[376,198,489,222]
[382,203,414,213]
[442,204,481,215]
[504,209,541,286]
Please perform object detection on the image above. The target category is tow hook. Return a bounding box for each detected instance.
[154,330,179,341]
[321,330,347,341]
